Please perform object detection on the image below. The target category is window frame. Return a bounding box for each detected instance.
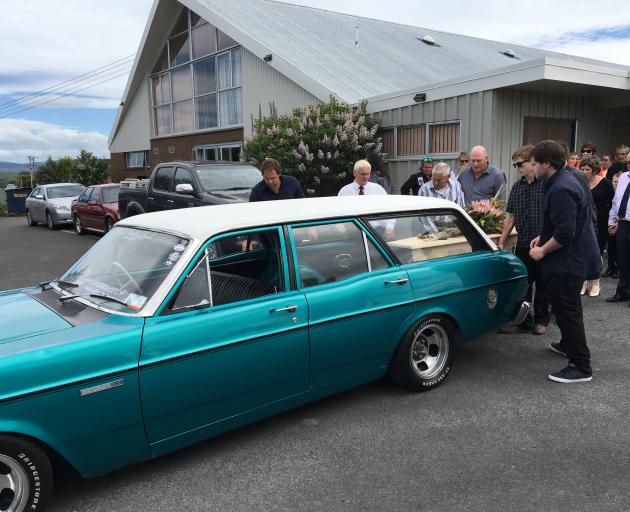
[288,218,394,290]
[149,6,242,138]
[126,151,148,169]
[378,120,462,160]
[363,209,491,266]
[160,225,290,315]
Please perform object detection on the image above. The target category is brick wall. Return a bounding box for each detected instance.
[110,127,244,182]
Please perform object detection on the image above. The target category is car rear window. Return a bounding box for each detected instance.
[102,186,120,203]
[194,166,260,192]
[47,185,85,198]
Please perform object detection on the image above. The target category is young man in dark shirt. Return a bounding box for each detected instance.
[249,158,304,202]
[529,141,601,383]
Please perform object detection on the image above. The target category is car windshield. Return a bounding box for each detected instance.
[194,166,261,192]
[58,227,192,313]
[102,186,120,203]
[47,185,85,199]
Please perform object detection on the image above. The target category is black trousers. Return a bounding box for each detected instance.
[546,273,591,374]
[616,221,630,298]
[607,234,617,271]
[515,246,550,327]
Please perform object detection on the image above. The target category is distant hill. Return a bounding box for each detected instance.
[0,162,31,172]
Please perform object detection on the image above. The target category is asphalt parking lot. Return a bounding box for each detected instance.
[1,214,629,512]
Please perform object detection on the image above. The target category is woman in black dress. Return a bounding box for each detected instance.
[580,156,614,297]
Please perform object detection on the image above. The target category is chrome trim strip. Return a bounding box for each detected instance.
[80,379,125,397]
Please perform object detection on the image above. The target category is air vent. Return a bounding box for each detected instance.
[417,35,440,47]
[499,49,518,59]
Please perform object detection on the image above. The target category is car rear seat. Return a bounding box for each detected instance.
[211,271,277,305]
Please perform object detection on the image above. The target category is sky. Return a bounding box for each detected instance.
[1,0,630,164]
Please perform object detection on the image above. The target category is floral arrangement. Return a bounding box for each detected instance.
[243,97,382,196]
[464,199,506,234]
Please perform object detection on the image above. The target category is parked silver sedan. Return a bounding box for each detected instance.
[25,183,85,229]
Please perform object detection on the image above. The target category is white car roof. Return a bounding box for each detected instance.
[117,195,469,241]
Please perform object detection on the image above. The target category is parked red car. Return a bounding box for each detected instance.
[71,184,120,235]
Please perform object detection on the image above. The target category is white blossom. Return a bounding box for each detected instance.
[286,128,294,137]
[320,165,330,174]
[333,134,340,146]
[298,163,306,172]
[317,149,325,160]
[326,152,332,160]
[314,176,321,184]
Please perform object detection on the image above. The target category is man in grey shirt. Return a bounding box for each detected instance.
[457,145,507,203]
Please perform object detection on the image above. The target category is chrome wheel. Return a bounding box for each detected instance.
[410,323,449,379]
[74,216,83,235]
[46,212,54,230]
[0,454,30,512]
[26,211,34,226]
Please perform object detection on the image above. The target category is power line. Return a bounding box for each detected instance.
[0,53,136,113]
[0,70,133,119]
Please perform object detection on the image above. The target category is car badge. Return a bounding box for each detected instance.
[487,288,498,309]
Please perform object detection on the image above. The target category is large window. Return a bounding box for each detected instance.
[192,143,242,161]
[378,121,461,158]
[126,151,148,168]
[170,229,284,311]
[151,7,242,137]
[368,213,486,264]
[292,222,389,288]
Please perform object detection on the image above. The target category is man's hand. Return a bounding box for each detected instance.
[385,227,395,238]
[530,236,540,249]
[497,238,505,250]
[529,246,545,261]
[608,223,618,236]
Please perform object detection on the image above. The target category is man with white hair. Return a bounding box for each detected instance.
[418,162,465,207]
[339,159,394,237]
[338,159,387,196]
[457,145,507,203]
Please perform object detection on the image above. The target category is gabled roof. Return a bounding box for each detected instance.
[109,0,630,145]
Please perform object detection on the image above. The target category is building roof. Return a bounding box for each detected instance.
[193,0,628,103]
[116,194,477,242]
[109,0,630,144]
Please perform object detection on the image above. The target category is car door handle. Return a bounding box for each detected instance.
[269,305,299,313]
[167,199,175,204]
[384,278,409,285]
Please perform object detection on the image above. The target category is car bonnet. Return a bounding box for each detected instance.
[0,290,72,344]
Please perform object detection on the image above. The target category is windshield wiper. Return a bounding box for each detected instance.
[39,279,79,290]
[88,293,129,307]
[58,292,137,310]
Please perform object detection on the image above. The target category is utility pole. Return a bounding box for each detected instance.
[27,156,35,188]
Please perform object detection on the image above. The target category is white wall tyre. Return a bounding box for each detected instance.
[0,435,52,512]
[388,315,456,391]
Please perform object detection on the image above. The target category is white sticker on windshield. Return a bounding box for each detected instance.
[125,293,147,311]
[173,243,187,252]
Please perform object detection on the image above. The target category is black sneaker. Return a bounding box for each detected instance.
[548,366,592,383]
[549,342,567,357]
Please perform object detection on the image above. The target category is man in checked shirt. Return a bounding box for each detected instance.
[498,145,550,335]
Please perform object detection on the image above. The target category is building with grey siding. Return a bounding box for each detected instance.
[109,0,630,189]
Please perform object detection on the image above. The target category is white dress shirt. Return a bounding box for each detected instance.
[338,181,387,196]
[609,171,630,225]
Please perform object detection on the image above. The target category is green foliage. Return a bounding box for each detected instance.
[34,150,110,186]
[72,150,109,186]
[0,202,7,216]
[243,97,382,196]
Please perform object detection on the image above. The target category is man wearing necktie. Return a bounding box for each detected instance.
[606,153,630,304]
[338,159,394,237]
[338,159,387,197]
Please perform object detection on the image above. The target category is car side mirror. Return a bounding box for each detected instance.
[175,183,194,195]
[35,194,44,200]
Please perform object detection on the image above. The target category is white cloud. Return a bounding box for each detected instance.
[0,119,109,162]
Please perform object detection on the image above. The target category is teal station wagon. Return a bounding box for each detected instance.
[0,195,528,511]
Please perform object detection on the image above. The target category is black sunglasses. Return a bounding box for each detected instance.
[581,149,593,153]
[512,161,526,169]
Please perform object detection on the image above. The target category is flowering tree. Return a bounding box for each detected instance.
[243,97,382,196]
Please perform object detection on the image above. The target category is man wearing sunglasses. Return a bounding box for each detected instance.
[498,145,549,335]
[401,157,434,196]
[606,152,630,304]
